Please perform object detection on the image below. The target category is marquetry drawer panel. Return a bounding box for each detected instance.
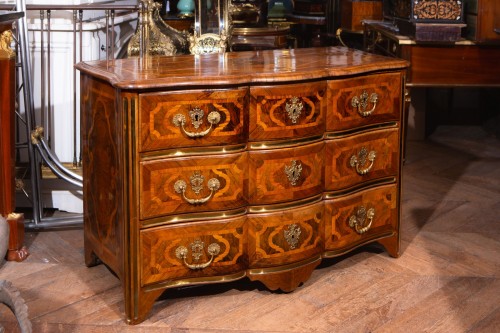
[140,216,247,286]
[327,72,402,131]
[247,201,323,268]
[139,88,248,152]
[140,152,247,219]
[324,184,398,253]
[248,141,324,205]
[325,127,399,191]
[249,81,326,141]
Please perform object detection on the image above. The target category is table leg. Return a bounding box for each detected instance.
[6,213,29,262]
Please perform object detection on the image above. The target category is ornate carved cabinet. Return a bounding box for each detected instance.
[76,47,408,324]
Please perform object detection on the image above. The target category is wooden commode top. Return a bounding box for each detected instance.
[76,47,408,88]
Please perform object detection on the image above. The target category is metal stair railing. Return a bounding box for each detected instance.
[4,0,139,229]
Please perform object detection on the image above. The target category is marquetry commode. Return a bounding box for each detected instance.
[76,47,408,324]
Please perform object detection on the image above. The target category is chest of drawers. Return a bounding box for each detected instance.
[76,47,408,324]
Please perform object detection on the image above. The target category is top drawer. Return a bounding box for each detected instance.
[139,88,248,152]
[249,81,326,142]
[327,72,402,131]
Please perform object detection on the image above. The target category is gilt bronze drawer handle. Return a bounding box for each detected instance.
[284,224,301,249]
[350,147,376,175]
[175,239,221,270]
[284,160,302,186]
[172,108,221,138]
[285,97,304,124]
[351,91,378,117]
[349,206,375,234]
[174,172,221,205]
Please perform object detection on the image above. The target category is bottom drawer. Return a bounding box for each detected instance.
[324,184,398,254]
[140,216,247,286]
[247,201,324,268]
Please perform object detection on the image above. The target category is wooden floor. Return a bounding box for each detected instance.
[1,125,499,332]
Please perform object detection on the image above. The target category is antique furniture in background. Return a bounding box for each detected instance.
[340,0,382,32]
[76,46,408,324]
[382,0,465,41]
[464,0,500,44]
[0,11,28,262]
[363,21,500,135]
[229,0,293,51]
[231,0,268,26]
[230,25,291,50]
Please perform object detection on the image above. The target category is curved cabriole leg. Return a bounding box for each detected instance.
[378,233,400,258]
[247,257,321,293]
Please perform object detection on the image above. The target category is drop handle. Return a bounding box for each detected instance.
[350,147,376,175]
[172,108,221,138]
[351,91,378,117]
[349,206,375,234]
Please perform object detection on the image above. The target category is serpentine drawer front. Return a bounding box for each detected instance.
[76,47,408,324]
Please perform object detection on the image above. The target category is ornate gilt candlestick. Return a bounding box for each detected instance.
[127,0,190,57]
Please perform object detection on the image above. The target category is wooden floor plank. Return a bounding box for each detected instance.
[1,125,499,332]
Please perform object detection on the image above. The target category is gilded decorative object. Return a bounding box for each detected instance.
[284,224,301,249]
[0,30,14,59]
[174,173,221,205]
[172,109,221,138]
[189,107,205,129]
[285,97,304,124]
[351,91,378,117]
[189,0,231,54]
[189,32,229,54]
[349,206,375,234]
[30,126,44,145]
[284,160,302,186]
[229,1,265,26]
[175,239,221,270]
[189,171,205,194]
[127,0,189,57]
[350,147,376,175]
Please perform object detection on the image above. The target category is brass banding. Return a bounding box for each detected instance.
[249,135,323,150]
[248,195,322,213]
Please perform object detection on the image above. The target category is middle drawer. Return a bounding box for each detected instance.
[248,141,324,205]
[140,152,248,220]
[249,81,326,141]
